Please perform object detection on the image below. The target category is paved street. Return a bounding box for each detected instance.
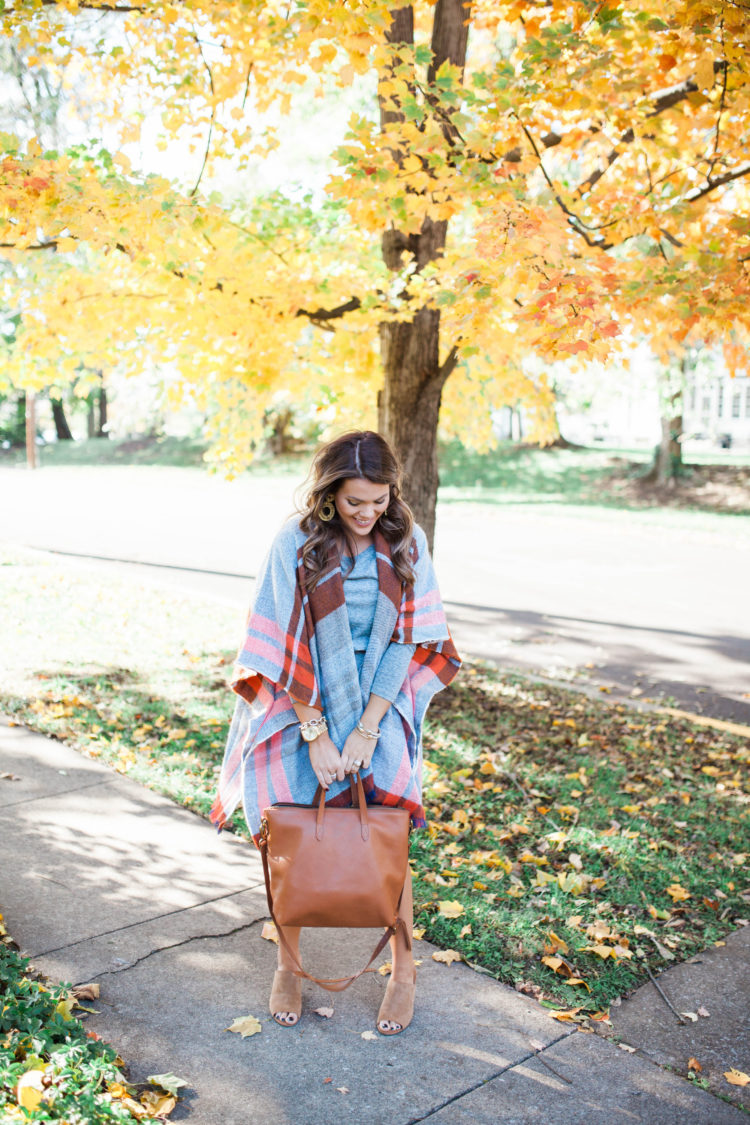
[2,464,749,722]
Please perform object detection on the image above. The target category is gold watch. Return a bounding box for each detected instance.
[299,715,328,742]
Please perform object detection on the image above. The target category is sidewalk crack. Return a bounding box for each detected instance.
[77,918,263,985]
[405,1030,573,1124]
[34,883,265,958]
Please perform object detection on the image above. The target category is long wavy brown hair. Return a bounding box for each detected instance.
[298,431,415,591]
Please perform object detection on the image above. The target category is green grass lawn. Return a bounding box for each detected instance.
[1,542,747,1027]
[4,433,749,518]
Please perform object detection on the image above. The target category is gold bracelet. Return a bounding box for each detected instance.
[356,720,380,741]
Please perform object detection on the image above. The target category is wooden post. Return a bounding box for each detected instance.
[25,391,38,469]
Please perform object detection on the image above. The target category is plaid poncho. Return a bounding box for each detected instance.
[209,517,460,840]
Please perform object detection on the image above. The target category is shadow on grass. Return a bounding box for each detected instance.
[3,658,748,1014]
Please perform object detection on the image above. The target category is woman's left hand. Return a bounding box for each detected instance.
[341,729,375,775]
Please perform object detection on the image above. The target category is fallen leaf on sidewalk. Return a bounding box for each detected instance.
[323,1077,332,1084]
[147,1073,188,1096]
[261,922,278,944]
[688,1058,702,1072]
[0,772,21,781]
[140,1090,177,1118]
[697,1006,710,1018]
[73,983,101,1001]
[681,1012,699,1022]
[724,1069,750,1087]
[361,1030,378,1040]
[548,1007,584,1022]
[619,1044,637,1053]
[336,1087,349,1094]
[226,1015,262,1038]
[313,1007,334,1018]
[432,949,462,965]
[378,961,392,976]
[412,927,425,940]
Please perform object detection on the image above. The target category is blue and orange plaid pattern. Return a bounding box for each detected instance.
[210,519,460,840]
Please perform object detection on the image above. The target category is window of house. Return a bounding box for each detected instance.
[745,385,750,418]
[731,393,741,419]
[716,381,724,416]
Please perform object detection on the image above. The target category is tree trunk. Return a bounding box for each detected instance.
[379,308,453,548]
[98,381,108,437]
[25,392,38,469]
[654,411,683,485]
[51,397,74,440]
[377,0,471,550]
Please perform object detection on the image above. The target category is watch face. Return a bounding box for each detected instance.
[300,728,315,742]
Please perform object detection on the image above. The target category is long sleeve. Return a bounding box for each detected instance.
[371,641,416,703]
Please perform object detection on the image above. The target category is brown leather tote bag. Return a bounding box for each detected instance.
[259,773,412,991]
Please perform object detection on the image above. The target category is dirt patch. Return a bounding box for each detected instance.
[599,461,750,514]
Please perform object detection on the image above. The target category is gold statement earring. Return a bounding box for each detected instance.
[319,493,336,522]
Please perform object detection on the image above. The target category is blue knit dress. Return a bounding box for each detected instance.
[342,544,416,702]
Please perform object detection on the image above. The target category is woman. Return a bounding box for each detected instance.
[210,431,460,1034]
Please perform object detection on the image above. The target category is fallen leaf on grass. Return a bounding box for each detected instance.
[666,884,690,902]
[688,1058,702,1072]
[515,980,542,1000]
[314,1007,334,1018]
[412,927,426,940]
[55,996,75,1021]
[437,900,465,919]
[226,1015,262,1038]
[261,922,278,944]
[459,924,472,938]
[725,1069,750,1087]
[147,1073,188,1096]
[16,1070,45,1112]
[361,1029,378,1040]
[72,983,100,1001]
[549,1007,584,1022]
[544,931,569,955]
[432,949,462,965]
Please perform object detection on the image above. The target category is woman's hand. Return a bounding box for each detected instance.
[308,734,345,790]
[341,729,376,775]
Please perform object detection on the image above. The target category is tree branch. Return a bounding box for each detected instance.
[685,161,750,202]
[295,297,362,325]
[189,32,216,198]
[437,344,459,385]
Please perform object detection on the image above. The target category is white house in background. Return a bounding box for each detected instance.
[684,371,750,448]
[550,346,750,451]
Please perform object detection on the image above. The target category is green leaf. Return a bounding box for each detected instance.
[148,1072,188,1096]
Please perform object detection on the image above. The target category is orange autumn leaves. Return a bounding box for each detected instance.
[3,0,748,467]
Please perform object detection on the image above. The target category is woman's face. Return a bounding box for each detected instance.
[333,477,389,540]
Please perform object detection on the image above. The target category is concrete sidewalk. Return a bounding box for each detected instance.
[1,719,747,1124]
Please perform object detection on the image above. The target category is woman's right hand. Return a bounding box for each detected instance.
[308,734,344,789]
